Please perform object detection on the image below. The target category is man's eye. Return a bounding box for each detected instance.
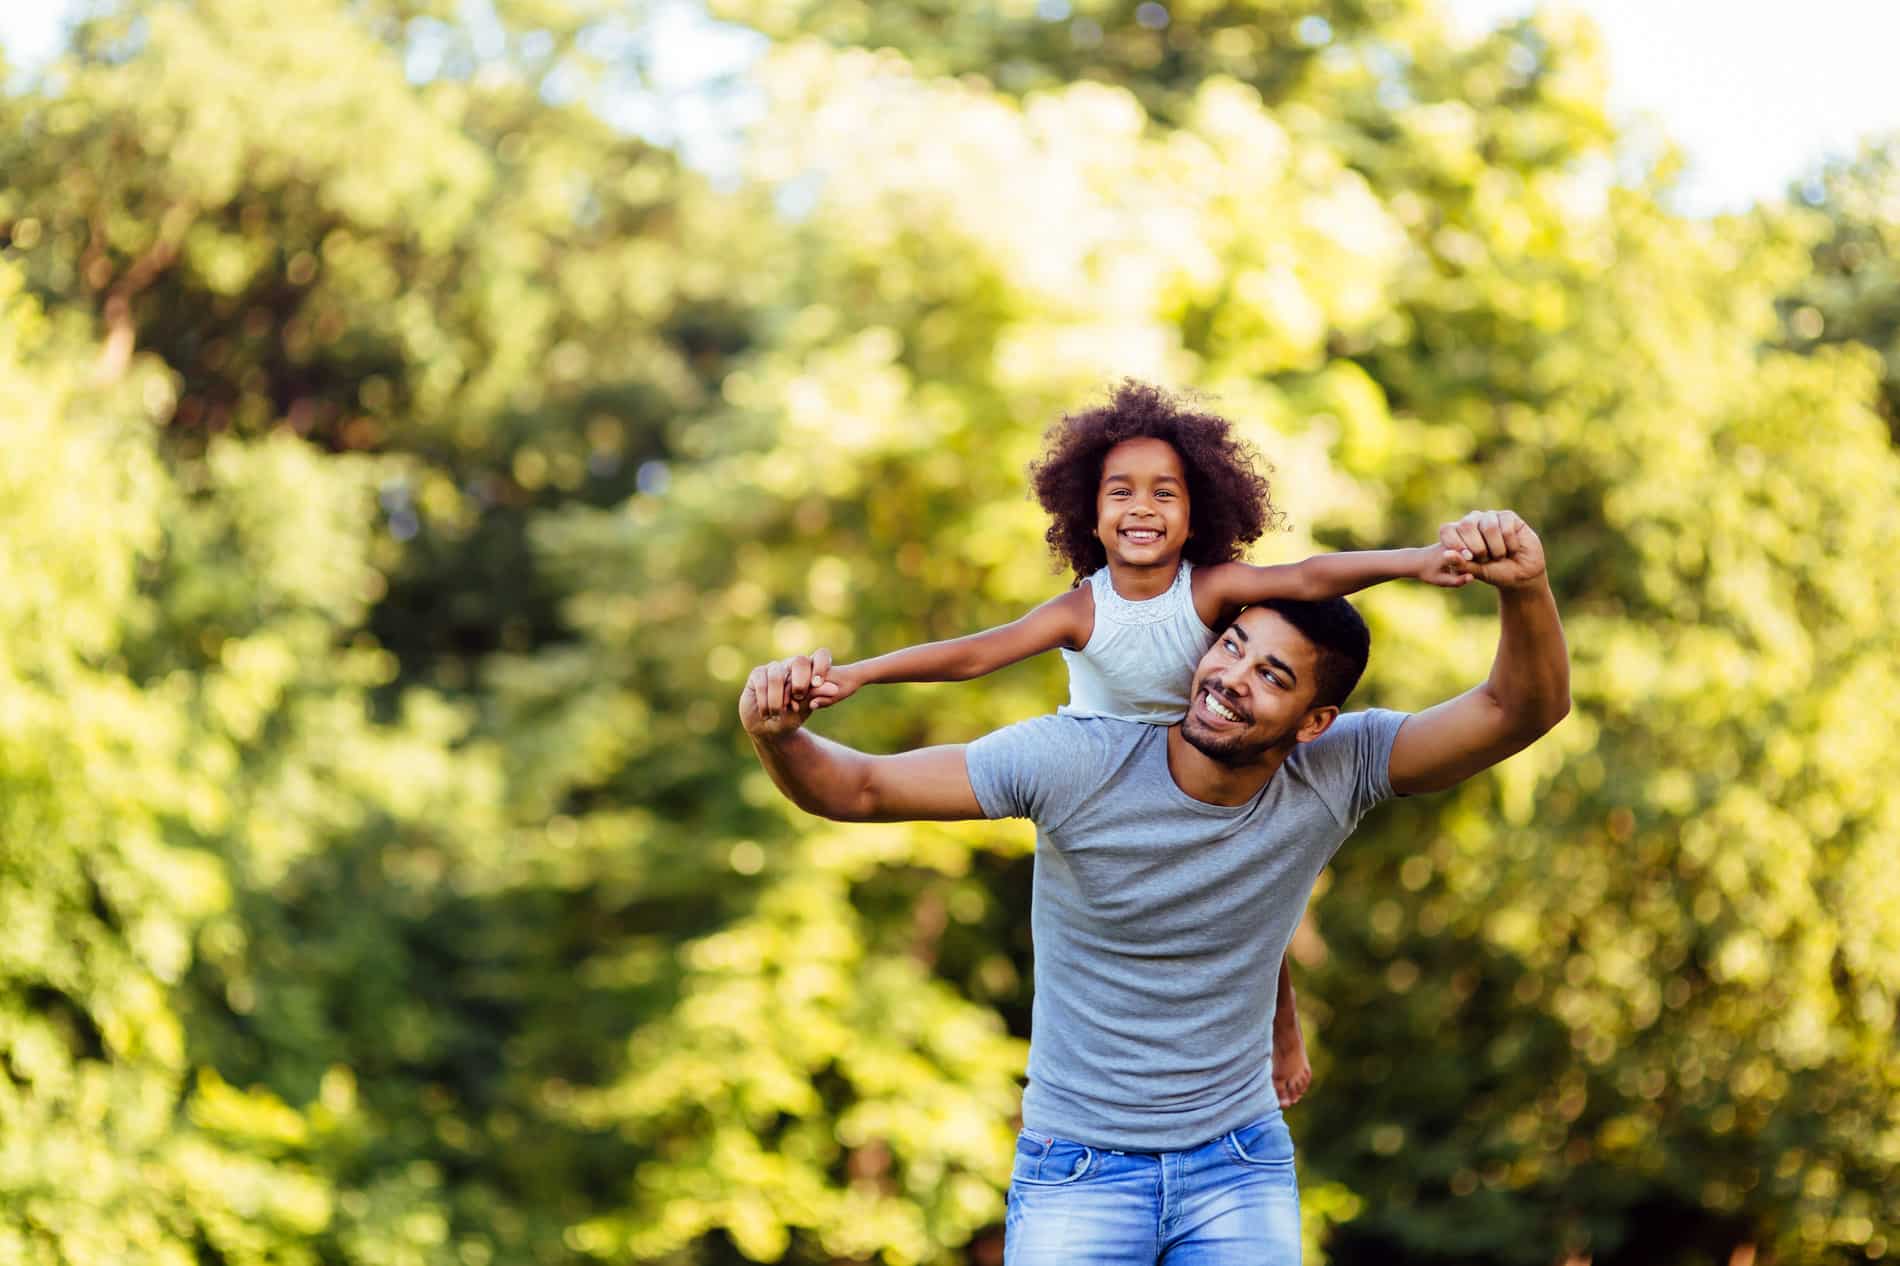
[1222,639,1238,654]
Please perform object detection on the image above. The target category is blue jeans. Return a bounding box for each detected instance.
[1004,1112,1301,1265]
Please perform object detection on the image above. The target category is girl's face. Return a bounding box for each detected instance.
[1094,437,1191,570]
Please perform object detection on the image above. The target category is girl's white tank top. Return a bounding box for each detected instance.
[1058,561,1218,724]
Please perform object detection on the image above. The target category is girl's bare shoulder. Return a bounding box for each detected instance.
[1052,575,1095,650]
[1189,559,1246,625]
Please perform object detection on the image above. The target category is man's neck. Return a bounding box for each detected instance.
[1164,724,1294,807]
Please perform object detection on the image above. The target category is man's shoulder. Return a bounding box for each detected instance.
[1305,707,1404,744]
[976,712,1153,762]
[1290,708,1410,772]
[1285,707,1410,823]
[966,714,1157,824]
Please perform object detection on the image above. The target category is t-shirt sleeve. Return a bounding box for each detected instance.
[1294,708,1409,829]
[965,714,1113,830]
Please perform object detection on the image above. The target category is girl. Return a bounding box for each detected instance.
[797,380,1469,1105]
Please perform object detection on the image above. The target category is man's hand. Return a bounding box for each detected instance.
[1439,510,1546,590]
[737,650,985,822]
[741,650,839,739]
[1389,509,1568,796]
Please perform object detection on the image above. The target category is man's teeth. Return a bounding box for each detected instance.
[1204,690,1241,722]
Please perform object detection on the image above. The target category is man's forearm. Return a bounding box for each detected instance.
[1485,578,1570,733]
[749,728,872,821]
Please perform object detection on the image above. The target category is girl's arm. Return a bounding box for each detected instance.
[806,586,1092,709]
[1192,546,1468,628]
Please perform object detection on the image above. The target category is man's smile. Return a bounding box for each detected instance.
[1199,685,1247,724]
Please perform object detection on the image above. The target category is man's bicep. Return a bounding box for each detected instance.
[1387,687,1533,796]
[859,744,988,822]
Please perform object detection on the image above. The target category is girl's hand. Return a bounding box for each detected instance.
[781,649,857,713]
[806,656,861,709]
[1417,544,1475,589]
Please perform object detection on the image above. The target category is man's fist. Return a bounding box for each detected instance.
[1439,511,1546,590]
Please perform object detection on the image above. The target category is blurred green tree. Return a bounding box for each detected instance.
[0,0,775,681]
[1308,191,1900,1266]
[0,258,517,1265]
[1778,135,1900,440]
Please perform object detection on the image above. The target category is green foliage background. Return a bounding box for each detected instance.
[2,2,1898,1263]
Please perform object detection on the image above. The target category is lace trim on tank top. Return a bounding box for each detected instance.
[1088,561,1194,627]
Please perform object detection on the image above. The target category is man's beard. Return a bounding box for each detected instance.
[1181,693,1302,767]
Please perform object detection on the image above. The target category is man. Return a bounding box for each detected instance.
[739,510,1569,1264]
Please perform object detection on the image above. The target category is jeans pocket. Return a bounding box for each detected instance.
[1225,1113,1296,1168]
[1011,1128,1096,1186]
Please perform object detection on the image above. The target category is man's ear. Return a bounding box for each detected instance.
[1296,705,1339,745]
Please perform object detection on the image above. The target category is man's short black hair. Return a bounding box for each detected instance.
[1255,596,1370,710]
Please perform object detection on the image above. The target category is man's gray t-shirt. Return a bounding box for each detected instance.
[967,709,1408,1151]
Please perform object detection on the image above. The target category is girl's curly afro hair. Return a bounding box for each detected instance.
[1029,380,1280,578]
